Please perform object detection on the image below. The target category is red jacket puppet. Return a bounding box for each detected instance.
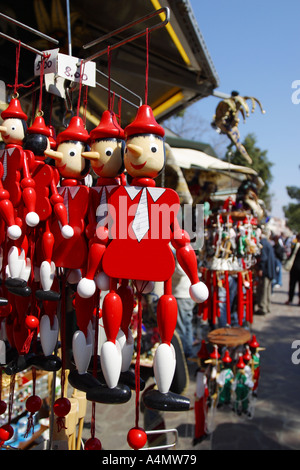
[23,115,74,300]
[99,105,209,412]
[0,98,39,293]
[68,111,135,403]
[77,110,125,299]
[44,116,93,367]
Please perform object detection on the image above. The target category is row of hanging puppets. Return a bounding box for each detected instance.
[191,202,263,327]
[0,32,263,449]
[0,88,211,450]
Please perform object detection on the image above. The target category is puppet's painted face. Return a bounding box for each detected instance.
[50,141,86,178]
[124,134,164,179]
[87,138,124,177]
[0,118,26,145]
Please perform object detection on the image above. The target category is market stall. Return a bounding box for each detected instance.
[0,0,266,451]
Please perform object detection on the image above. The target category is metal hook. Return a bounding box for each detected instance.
[96,68,142,107]
[80,7,170,65]
[0,32,48,57]
[139,428,179,451]
[96,81,139,110]
[0,12,59,45]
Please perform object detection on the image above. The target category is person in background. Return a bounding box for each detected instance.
[255,227,276,316]
[172,251,196,358]
[285,233,300,305]
[272,235,286,289]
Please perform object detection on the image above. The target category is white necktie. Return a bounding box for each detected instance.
[132,188,149,242]
[126,187,166,242]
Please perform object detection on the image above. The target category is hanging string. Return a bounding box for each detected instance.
[117,96,122,126]
[21,229,37,354]
[60,274,67,399]
[7,41,38,96]
[111,92,115,114]
[82,86,89,126]
[107,46,112,111]
[144,28,150,105]
[91,291,100,440]
[13,41,21,96]
[76,60,86,117]
[37,54,46,114]
[134,292,143,428]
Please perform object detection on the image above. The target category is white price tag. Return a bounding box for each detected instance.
[34,50,96,88]
[34,48,59,76]
[57,53,96,87]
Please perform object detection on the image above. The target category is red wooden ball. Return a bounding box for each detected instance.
[53,397,71,417]
[25,315,39,330]
[127,427,147,450]
[84,437,102,450]
[0,424,14,441]
[0,400,7,415]
[26,395,42,413]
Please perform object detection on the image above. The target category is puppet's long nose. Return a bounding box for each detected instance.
[126,143,143,158]
[44,149,64,161]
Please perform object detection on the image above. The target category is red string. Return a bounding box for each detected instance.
[111,92,115,113]
[76,60,85,117]
[134,292,143,428]
[60,275,67,399]
[118,96,122,125]
[7,42,41,95]
[145,28,150,105]
[38,55,46,113]
[83,86,88,126]
[91,291,100,440]
[14,41,21,95]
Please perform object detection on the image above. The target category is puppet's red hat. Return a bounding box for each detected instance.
[27,115,50,137]
[90,110,125,141]
[57,116,89,145]
[124,104,165,139]
[1,98,28,121]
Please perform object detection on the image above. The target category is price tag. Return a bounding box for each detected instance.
[57,53,96,87]
[34,48,59,76]
[34,49,96,88]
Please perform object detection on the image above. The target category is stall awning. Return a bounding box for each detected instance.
[167,146,258,176]
[0,0,219,131]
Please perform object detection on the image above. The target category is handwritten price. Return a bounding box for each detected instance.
[34,49,96,88]
[63,66,88,82]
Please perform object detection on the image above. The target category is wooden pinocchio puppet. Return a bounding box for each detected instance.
[0,97,39,293]
[98,104,209,413]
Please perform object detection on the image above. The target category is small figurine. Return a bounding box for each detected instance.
[216,349,234,406]
[193,340,209,445]
[248,334,262,397]
[232,353,254,416]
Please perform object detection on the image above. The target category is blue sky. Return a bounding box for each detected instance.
[187,0,300,218]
